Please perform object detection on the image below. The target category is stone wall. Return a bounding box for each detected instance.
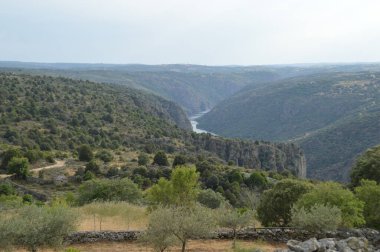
[65,228,380,247]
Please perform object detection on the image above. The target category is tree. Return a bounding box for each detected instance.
[245,172,268,190]
[0,205,77,252]
[147,166,200,207]
[355,179,380,229]
[172,155,186,167]
[295,182,365,228]
[217,207,255,248]
[95,150,113,163]
[138,153,149,166]
[8,157,30,179]
[152,151,169,166]
[77,178,142,205]
[0,148,22,169]
[144,205,215,252]
[197,189,226,209]
[257,179,314,226]
[85,160,101,174]
[350,146,380,187]
[77,145,93,162]
[290,204,342,232]
[0,182,16,196]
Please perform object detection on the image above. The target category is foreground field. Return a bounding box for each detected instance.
[19,240,284,252]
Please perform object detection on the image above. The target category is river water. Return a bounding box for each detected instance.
[189,109,215,134]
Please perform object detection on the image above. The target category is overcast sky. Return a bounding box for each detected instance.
[1,0,380,65]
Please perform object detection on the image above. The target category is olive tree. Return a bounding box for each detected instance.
[290,204,342,232]
[144,204,216,252]
[0,205,78,252]
[217,207,255,248]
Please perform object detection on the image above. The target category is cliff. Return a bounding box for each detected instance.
[192,135,306,177]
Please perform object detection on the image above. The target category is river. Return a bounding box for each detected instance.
[189,109,216,135]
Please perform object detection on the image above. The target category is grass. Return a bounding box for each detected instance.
[62,240,285,252]
[77,202,148,231]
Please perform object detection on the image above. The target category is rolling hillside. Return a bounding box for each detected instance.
[0,72,306,175]
[198,72,380,181]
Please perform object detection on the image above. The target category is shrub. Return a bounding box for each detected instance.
[350,145,380,187]
[0,182,16,196]
[295,182,365,228]
[197,189,226,209]
[7,157,30,179]
[147,166,200,207]
[0,205,78,252]
[77,178,142,205]
[172,154,186,167]
[138,153,149,166]
[245,172,268,190]
[77,145,93,162]
[355,179,380,229]
[0,148,22,169]
[85,160,101,174]
[96,150,113,163]
[152,151,169,166]
[257,179,314,226]
[290,204,342,232]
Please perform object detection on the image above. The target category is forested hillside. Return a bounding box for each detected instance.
[198,72,380,181]
[0,72,305,175]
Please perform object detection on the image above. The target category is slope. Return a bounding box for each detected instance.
[198,72,380,181]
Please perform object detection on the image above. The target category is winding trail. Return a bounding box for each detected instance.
[0,160,66,179]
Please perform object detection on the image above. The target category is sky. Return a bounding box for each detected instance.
[1,0,380,65]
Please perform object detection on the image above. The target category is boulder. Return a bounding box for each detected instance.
[318,238,337,252]
[336,237,369,252]
[287,238,320,252]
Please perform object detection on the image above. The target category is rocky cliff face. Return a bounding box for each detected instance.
[192,135,306,177]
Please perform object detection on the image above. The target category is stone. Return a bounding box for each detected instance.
[318,238,337,252]
[336,237,369,252]
[287,238,320,252]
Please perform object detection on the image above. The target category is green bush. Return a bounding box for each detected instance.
[290,204,342,232]
[350,145,380,187]
[172,154,186,167]
[77,145,93,162]
[355,179,380,229]
[96,150,113,163]
[197,189,226,209]
[0,205,78,252]
[295,182,365,228]
[0,182,16,196]
[8,157,30,179]
[85,160,101,174]
[138,153,149,166]
[152,151,169,166]
[257,179,314,226]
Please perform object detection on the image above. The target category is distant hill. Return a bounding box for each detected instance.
[198,72,380,181]
[0,72,306,176]
[4,62,380,115]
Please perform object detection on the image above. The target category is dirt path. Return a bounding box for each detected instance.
[0,160,66,179]
[31,160,66,173]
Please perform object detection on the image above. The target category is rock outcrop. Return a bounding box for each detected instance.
[192,135,307,177]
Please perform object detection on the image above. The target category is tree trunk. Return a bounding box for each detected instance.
[233,229,237,249]
[181,240,187,252]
